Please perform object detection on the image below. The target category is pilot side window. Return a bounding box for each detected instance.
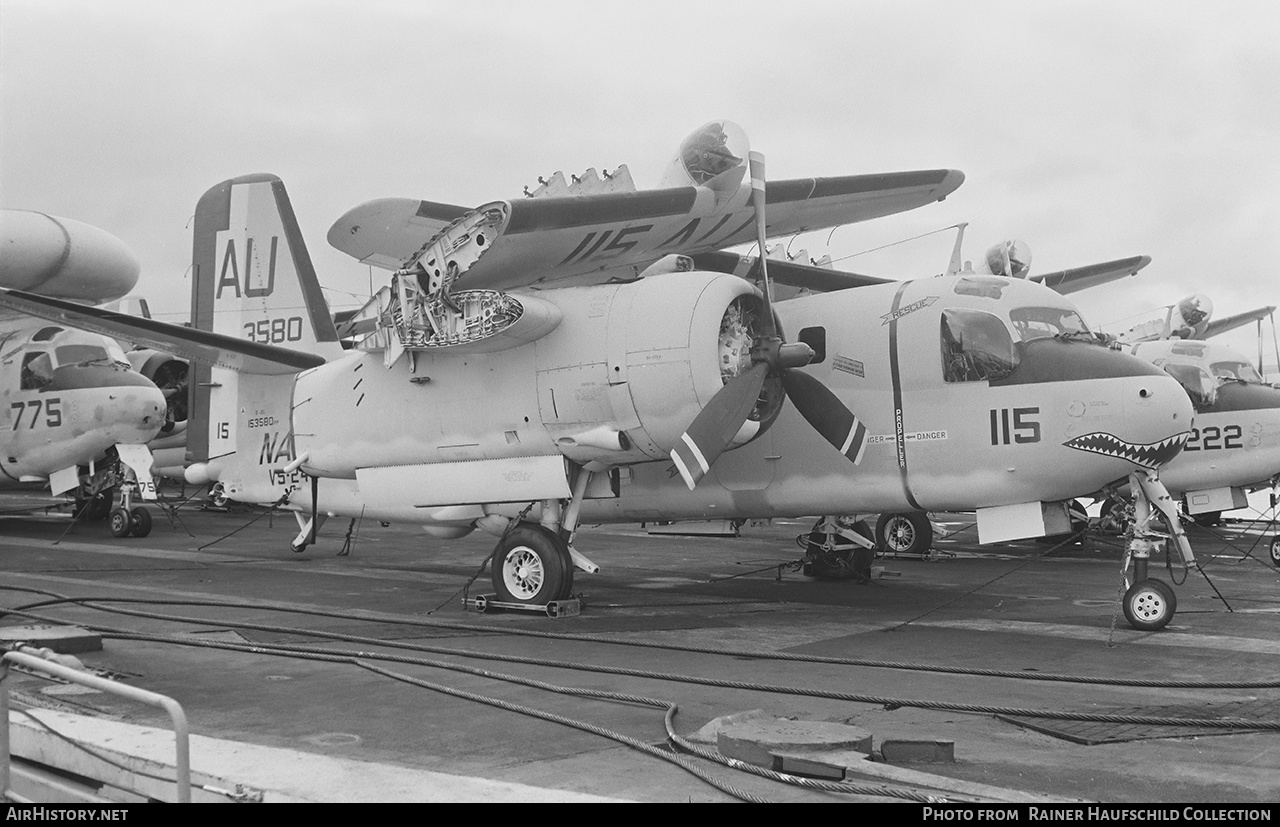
[1163,363,1217,410]
[21,352,54,391]
[940,309,1019,383]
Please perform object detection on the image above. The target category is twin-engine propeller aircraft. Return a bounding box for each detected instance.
[0,210,167,536]
[0,124,1197,629]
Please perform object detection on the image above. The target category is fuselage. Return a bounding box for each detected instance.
[264,272,1192,526]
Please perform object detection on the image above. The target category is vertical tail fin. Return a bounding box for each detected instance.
[187,174,343,468]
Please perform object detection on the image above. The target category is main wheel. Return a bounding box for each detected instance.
[805,519,874,579]
[491,524,573,605]
[108,507,131,538]
[1269,536,1280,567]
[129,506,152,538]
[876,512,932,557]
[1122,578,1177,631]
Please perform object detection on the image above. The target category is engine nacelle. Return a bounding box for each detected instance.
[532,271,778,467]
[126,348,189,427]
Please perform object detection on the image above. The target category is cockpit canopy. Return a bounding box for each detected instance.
[941,303,1098,384]
[18,327,131,391]
[1140,339,1271,411]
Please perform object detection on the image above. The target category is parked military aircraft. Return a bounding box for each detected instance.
[0,210,168,535]
[1094,297,1280,567]
[0,125,1198,629]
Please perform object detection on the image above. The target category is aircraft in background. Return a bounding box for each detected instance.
[0,124,1198,630]
[1090,295,1280,567]
[0,210,167,536]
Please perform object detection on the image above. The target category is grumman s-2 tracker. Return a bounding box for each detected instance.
[1095,295,1280,565]
[0,122,1198,629]
[0,210,168,536]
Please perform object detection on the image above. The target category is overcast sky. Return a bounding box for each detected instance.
[2,0,1277,361]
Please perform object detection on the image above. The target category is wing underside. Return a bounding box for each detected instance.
[0,289,323,375]
[1030,255,1151,295]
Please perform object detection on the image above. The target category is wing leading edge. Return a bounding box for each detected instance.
[0,289,324,375]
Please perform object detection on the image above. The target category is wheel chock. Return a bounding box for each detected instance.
[467,594,581,618]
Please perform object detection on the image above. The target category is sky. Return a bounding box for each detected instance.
[2,0,1278,363]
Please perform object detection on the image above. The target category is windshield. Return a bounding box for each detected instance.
[1210,359,1265,384]
[54,344,113,368]
[1009,306,1093,342]
[940,308,1019,383]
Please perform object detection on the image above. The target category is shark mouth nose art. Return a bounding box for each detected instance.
[1063,431,1190,469]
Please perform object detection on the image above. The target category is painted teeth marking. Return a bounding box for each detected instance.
[1062,431,1190,469]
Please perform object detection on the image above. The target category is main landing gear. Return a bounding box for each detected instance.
[480,469,600,608]
[492,523,574,604]
[800,516,875,580]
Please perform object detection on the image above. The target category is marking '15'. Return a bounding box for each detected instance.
[990,407,1040,445]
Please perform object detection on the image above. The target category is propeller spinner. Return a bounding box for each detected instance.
[669,151,869,490]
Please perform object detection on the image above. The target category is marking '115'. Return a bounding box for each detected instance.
[990,407,1041,445]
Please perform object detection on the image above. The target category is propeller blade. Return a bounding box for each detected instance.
[747,150,776,339]
[670,363,768,490]
[781,369,868,465]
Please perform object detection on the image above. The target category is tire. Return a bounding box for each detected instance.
[108,507,131,538]
[876,512,932,557]
[491,524,573,605]
[805,519,874,579]
[1122,578,1177,631]
[129,506,152,538]
[1269,536,1280,567]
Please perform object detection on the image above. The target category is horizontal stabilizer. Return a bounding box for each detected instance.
[1030,255,1151,295]
[0,289,325,375]
[690,251,893,292]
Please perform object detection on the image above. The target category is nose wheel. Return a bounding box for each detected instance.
[1122,577,1177,631]
[107,482,153,538]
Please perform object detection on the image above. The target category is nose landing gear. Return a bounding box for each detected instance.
[1118,470,1194,631]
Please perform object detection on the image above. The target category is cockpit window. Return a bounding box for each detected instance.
[21,352,54,391]
[940,308,1019,383]
[54,344,111,367]
[1009,306,1092,342]
[1163,362,1217,409]
[1210,359,1265,384]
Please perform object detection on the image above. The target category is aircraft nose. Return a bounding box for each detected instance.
[49,364,167,442]
[993,339,1193,471]
[1063,358,1194,471]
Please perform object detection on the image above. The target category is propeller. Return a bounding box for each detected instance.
[669,151,869,490]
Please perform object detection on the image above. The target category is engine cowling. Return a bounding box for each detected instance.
[126,349,189,428]
[530,271,782,468]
